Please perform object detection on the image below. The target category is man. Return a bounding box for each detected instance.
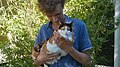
[33,0,92,67]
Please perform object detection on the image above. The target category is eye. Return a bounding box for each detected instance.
[61,27,65,30]
[56,13,60,16]
[47,15,52,18]
[66,27,69,30]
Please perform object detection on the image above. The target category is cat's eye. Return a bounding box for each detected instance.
[61,27,65,30]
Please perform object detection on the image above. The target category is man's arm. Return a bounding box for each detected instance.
[54,32,92,65]
[33,41,58,66]
[68,47,92,65]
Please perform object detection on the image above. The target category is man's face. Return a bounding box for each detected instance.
[45,4,65,24]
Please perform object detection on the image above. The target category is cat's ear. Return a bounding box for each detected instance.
[66,21,73,27]
[69,21,73,27]
[68,21,73,31]
[59,23,65,29]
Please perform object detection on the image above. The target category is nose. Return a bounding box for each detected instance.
[53,16,58,22]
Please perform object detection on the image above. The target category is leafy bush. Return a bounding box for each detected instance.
[64,0,114,66]
[0,0,114,66]
[0,0,46,66]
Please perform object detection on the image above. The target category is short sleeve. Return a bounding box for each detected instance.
[79,22,92,52]
[34,24,53,46]
[34,27,43,45]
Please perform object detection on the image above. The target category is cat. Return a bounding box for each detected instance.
[32,22,74,67]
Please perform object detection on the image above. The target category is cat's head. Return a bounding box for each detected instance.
[58,22,74,41]
[59,22,73,32]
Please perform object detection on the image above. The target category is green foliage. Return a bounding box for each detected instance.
[0,35,8,42]
[0,0,47,66]
[0,0,114,67]
[65,0,114,66]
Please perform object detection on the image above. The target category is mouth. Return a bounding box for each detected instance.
[58,20,66,25]
[58,21,62,25]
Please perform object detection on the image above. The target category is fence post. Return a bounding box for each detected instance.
[114,0,120,67]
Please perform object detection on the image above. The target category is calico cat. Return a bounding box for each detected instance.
[32,22,74,67]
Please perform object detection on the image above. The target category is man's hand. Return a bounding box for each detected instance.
[35,41,58,65]
[53,31,74,53]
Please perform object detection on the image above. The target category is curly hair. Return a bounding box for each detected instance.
[37,0,65,13]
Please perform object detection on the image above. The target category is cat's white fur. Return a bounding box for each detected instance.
[45,26,73,65]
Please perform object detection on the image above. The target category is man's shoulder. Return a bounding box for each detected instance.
[71,17,85,27]
[65,15,85,26]
[40,22,49,29]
